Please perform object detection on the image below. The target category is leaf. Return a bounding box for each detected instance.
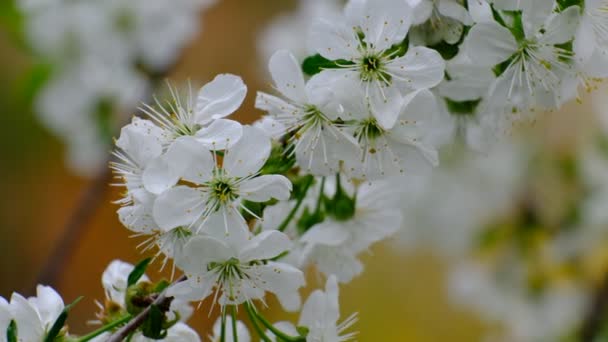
[142,304,168,339]
[19,63,53,105]
[128,258,152,287]
[44,296,83,342]
[301,54,353,76]
[6,320,17,342]
[0,0,25,47]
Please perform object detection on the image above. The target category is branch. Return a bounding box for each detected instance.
[107,275,187,342]
[580,270,608,341]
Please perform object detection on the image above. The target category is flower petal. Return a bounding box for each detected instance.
[239,230,293,261]
[258,262,306,312]
[195,74,247,123]
[269,50,307,103]
[153,186,205,231]
[465,22,518,67]
[194,118,243,151]
[387,46,446,90]
[223,126,271,178]
[239,175,292,202]
[309,18,359,61]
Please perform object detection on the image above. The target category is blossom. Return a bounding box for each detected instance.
[8,286,65,341]
[335,79,442,179]
[300,180,403,282]
[169,229,305,311]
[408,0,473,45]
[465,3,581,115]
[209,316,251,342]
[152,126,292,236]
[268,276,358,342]
[574,0,608,78]
[256,50,359,175]
[309,0,445,129]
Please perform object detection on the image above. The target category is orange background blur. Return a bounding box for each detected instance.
[0,1,490,340]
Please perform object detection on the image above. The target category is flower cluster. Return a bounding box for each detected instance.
[16,0,217,174]
[6,0,608,340]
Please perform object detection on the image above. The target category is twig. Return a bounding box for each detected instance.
[34,165,112,289]
[107,275,187,342]
[580,270,608,342]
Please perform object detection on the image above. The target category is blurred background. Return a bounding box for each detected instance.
[0,0,606,341]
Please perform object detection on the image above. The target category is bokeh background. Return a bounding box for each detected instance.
[1,0,605,340]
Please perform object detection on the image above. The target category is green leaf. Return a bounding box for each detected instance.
[301,54,353,76]
[19,63,53,105]
[44,296,83,342]
[142,305,168,339]
[0,0,25,47]
[7,320,17,342]
[128,258,152,287]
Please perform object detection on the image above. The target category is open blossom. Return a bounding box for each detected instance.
[209,316,251,342]
[309,0,445,129]
[152,125,292,235]
[269,276,358,342]
[336,78,442,179]
[408,0,473,45]
[465,2,580,115]
[574,0,608,78]
[3,286,64,342]
[300,179,403,283]
[256,50,359,175]
[169,229,306,311]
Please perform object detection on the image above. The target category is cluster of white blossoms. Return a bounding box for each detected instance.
[16,0,217,174]
[6,0,608,340]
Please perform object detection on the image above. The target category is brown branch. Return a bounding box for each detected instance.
[34,165,112,290]
[580,270,608,342]
[107,275,187,342]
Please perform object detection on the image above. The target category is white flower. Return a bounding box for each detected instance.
[258,0,342,63]
[0,297,11,342]
[101,259,150,304]
[574,0,608,78]
[169,230,305,311]
[300,180,403,283]
[8,286,64,341]
[465,3,581,115]
[256,50,359,175]
[131,323,201,342]
[152,126,292,236]
[309,0,445,129]
[408,0,473,45]
[268,276,358,342]
[336,80,442,179]
[209,316,251,342]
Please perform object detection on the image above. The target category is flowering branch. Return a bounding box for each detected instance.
[106,275,187,342]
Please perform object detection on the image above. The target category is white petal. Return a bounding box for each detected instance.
[31,285,64,328]
[195,74,247,123]
[166,278,215,302]
[167,136,216,185]
[438,0,472,25]
[309,18,359,61]
[10,293,44,341]
[163,322,201,342]
[467,0,493,23]
[269,50,308,103]
[223,126,271,178]
[542,6,580,45]
[239,175,292,202]
[116,118,163,167]
[179,236,233,273]
[255,92,299,118]
[301,221,350,247]
[118,202,157,234]
[574,17,596,64]
[153,186,205,231]
[258,262,306,312]
[387,46,446,90]
[194,119,243,151]
[200,207,251,252]
[368,84,403,129]
[240,230,293,261]
[354,0,412,51]
[298,290,326,328]
[391,89,440,141]
[465,22,518,66]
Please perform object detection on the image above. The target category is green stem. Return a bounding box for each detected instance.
[277,176,314,232]
[244,302,272,342]
[75,315,133,342]
[246,303,304,342]
[220,309,227,342]
[231,306,239,342]
[315,177,325,215]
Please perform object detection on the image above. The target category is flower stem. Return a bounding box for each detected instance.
[245,302,304,342]
[244,302,271,342]
[277,175,314,232]
[231,305,239,342]
[75,315,132,342]
[220,308,227,342]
